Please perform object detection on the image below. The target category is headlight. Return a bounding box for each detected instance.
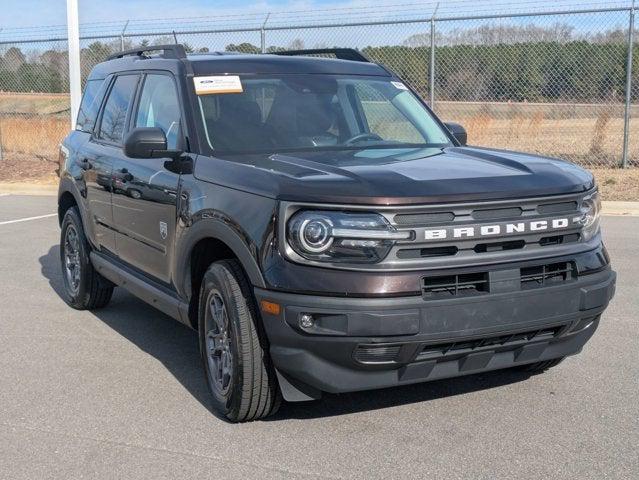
[287,210,410,263]
[578,191,601,241]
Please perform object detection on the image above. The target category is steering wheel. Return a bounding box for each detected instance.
[344,132,384,145]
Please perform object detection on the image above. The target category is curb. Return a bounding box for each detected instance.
[0,183,58,196]
[1,183,638,216]
[601,201,639,217]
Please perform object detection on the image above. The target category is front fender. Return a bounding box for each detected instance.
[174,216,267,300]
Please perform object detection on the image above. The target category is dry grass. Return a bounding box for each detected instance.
[437,101,639,167]
[0,115,69,160]
[591,168,639,202]
[0,92,69,115]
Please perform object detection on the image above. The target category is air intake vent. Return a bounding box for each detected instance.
[520,262,575,289]
[415,325,563,361]
[354,344,401,364]
[422,272,489,298]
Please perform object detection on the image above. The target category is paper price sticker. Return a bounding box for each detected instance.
[194,75,243,95]
[391,81,408,90]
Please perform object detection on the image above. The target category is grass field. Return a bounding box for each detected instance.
[1,92,638,199]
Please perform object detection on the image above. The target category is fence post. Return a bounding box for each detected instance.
[261,13,271,54]
[429,4,439,109]
[120,20,129,51]
[429,16,435,108]
[622,4,635,168]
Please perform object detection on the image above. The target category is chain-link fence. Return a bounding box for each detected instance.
[0,5,637,179]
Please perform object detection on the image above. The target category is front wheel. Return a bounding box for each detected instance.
[199,260,281,422]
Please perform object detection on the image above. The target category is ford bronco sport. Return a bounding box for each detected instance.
[58,45,616,422]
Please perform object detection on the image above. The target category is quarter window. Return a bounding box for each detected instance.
[135,74,181,150]
[98,74,138,144]
[76,78,108,133]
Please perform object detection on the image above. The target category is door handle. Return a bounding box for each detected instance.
[76,158,92,170]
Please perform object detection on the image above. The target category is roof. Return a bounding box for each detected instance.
[89,47,390,80]
[188,54,389,76]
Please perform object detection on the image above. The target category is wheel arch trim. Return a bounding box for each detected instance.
[176,217,266,300]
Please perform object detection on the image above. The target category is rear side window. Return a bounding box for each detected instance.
[76,79,108,133]
[135,74,181,149]
[97,74,139,144]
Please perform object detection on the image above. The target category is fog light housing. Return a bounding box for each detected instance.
[299,314,314,329]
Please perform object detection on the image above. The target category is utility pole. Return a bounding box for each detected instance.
[66,0,81,129]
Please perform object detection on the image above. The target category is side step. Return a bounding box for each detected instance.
[90,251,190,326]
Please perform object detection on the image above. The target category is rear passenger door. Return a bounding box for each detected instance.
[82,74,140,254]
[111,72,183,284]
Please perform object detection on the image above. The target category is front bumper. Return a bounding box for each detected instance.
[255,267,616,401]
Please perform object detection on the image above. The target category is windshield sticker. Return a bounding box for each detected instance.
[391,81,408,91]
[194,75,243,95]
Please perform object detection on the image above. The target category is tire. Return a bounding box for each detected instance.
[128,189,142,200]
[518,357,566,373]
[60,206,114,310]
[198,259,281,422]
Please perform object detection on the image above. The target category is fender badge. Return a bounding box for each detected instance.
[159,221,168,240]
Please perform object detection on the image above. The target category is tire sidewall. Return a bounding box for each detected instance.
[198,263,247,419]
[60,207,92,307]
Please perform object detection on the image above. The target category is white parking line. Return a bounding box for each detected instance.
[0,213,57,226]
[0,193,10,197]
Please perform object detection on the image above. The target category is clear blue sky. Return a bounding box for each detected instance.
[6,1,317,28]
[1,0,634,31]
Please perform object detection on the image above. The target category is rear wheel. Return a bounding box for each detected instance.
[199,259,281,422]
[60,207,114,310]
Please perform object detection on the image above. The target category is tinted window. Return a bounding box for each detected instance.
[135,74,181,149]
[98,74,138,144]
[76,79,108,133]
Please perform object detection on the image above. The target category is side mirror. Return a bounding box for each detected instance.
[444,122,467,146]
[124,127,182,160]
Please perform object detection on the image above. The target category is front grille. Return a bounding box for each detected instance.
[415,325,564,362]
[472,207,522,220]
[353,344,402,364]
[396,233,580,259]
[537,201,578,214]
[383,192,585,269]
[394,212,454,226]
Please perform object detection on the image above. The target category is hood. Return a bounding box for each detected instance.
[194,146,594,205]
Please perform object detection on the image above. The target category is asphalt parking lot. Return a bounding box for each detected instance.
[0,194,637,479]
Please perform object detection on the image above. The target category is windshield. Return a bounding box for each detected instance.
[196,74,451,154]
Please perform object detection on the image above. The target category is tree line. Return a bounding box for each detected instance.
[1,24,637,103]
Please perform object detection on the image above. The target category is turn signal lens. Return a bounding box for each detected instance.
[260,300,281,315]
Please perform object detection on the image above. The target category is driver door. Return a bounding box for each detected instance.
[112,72,183,284]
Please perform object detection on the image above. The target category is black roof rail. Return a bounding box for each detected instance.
[272,48,370,63]
[106,44,187,61]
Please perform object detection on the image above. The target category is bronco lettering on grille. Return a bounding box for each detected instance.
[423,217,576,241]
